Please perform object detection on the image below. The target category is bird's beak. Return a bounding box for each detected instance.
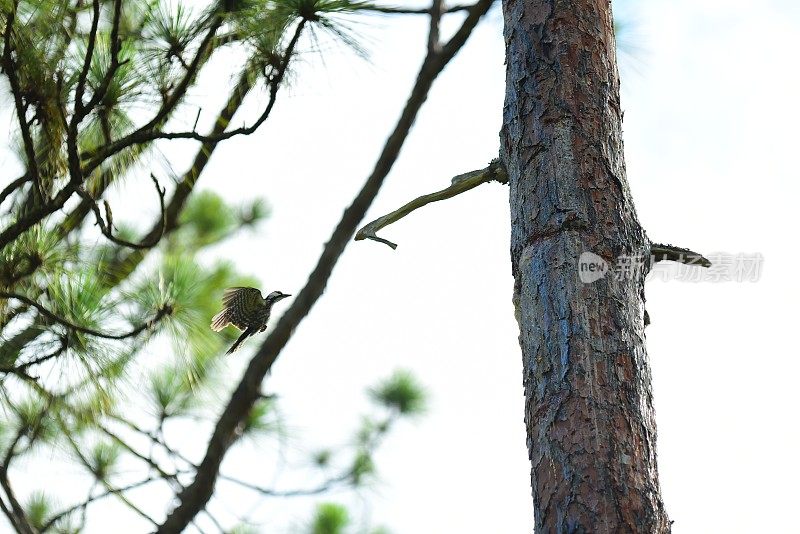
[282,294,291,299]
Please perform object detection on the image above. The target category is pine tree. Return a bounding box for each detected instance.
[0,0,470,531]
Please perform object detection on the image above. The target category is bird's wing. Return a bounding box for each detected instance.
[210,309,231,331]
[211,287,263,331]
[221,287,263,306]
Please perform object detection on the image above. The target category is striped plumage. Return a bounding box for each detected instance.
[211,287,291,354]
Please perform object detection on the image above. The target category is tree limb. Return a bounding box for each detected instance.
[154,1,496,531]
[650,242,711,268]
[355,158,507,249]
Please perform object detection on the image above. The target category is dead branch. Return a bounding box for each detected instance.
[650,242,712,268]
[77,174,167,250]
[355,158,507,249]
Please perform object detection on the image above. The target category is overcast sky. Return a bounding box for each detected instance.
[4,0,800,532]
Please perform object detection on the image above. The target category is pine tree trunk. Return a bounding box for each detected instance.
[499,0,670,531]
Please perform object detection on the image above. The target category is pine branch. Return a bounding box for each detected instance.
[77,0,125,121]
[80,19,306,155]
[154,1,496,531]
[0,16,225,253]
[100,38,302,287]
[80,16,225,175]
[1,6,41,204]
[0,292,171,341]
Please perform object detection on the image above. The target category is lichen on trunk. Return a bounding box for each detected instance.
[500,0,670,531]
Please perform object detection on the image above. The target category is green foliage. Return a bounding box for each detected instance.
[178,190,239,247]
[149,365,198,419]
[89,441,122,480]
[240,397,282,438]
[0,1,419,531]
[350,449,375,485]
[311,502,350,534]
[24,491,53,532]
[369,369,426,416]
[15,396,58,445]
[313,448,332,468]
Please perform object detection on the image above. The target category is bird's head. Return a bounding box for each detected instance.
[265,290,291,303]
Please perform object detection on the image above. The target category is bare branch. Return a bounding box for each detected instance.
[0,175,29,207]
[77,174,167,250]
[650,243,712,268]
[155,2,496,532]
[220,473,351,498]
[428,0,444,53]
[356,158,507,248]
[363,4,473,15]
[0,336,68,375]
[0,292,171,340]
[0,428,36,534]
[40,477,158,533]
[56,417,159,528]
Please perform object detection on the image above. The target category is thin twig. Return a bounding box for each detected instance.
[39,477,158,532]
[219,473,351,498]
[77,174,167,250]
[364,4,473,15]
[55,416,159,528]
[0,428,36,534]
[0,174,29,207]
[103,27,306,288]
[0,336,68,375]
[80,16,225,175]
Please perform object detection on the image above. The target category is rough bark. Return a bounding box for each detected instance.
[499,0,670,531]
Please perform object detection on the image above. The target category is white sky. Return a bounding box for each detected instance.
[3,0,800,532]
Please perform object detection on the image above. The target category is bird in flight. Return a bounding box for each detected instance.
[211,287,291,354]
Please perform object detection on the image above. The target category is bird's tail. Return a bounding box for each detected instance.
[226,329,251,355]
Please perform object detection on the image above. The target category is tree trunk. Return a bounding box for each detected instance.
[499,0,670,531]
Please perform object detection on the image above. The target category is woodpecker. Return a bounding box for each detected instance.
[210,287,291,354]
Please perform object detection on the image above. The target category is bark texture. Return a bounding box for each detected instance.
[499,0,670,531]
